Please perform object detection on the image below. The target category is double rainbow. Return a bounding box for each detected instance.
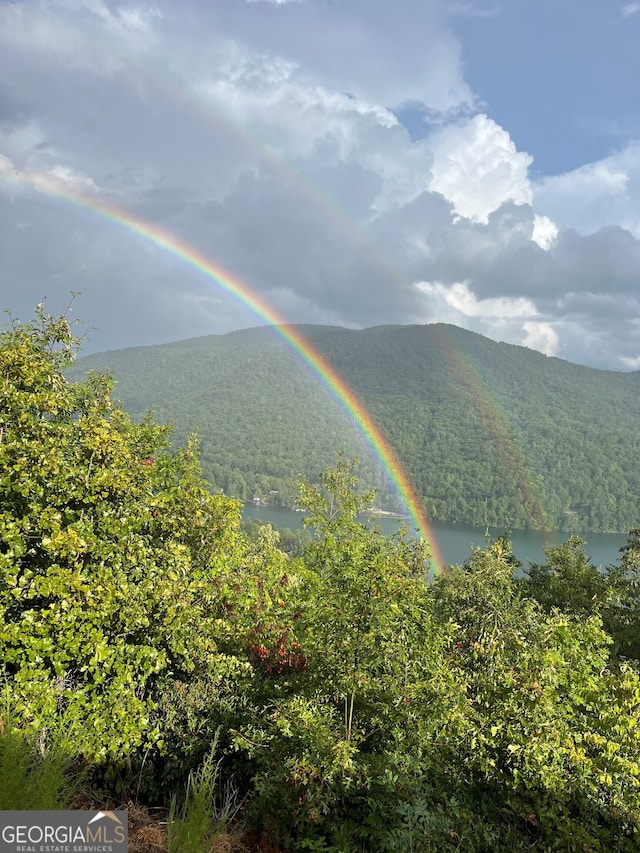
[0,166,443,569]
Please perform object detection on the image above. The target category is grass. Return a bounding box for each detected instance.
[167,732,246,853]
[0,705,248,851]
[0,693,78,809]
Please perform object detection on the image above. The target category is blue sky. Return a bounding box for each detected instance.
[448,1,640,175]
[0,0,639,369]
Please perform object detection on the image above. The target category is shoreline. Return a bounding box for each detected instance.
[366,509,411,520]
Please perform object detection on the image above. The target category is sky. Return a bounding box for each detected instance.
[0,0,639,369]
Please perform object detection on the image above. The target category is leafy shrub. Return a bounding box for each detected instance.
[0,306,248,761]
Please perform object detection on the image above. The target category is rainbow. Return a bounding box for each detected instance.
[123,62,422,311]
[431,325,553,531]
[129,63,557,531]
[123,62,557,533]
[0,166,443,569]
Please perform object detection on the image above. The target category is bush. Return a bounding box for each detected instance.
[0,306,249,762]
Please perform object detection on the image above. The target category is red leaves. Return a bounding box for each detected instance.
[247,632,308,678]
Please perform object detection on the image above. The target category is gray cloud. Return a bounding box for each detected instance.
[0,0,639,371]
[0,85,30,129]
[183,0,475,114]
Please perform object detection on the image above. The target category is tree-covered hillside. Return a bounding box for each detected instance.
[71,323,640,532]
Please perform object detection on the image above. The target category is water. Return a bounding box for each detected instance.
[241,504,628,569]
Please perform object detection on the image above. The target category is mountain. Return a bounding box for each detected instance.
[70,323,640,533]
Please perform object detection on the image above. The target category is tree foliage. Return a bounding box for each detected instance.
[3,306,640,851]
[522,531,640,662]
[0,305,248,758]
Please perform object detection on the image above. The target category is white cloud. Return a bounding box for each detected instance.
[415,280,537,319]
[446,3,499,19]
[47,164,99,193]
[542,161,628,196]
[620,354,640,369]
[1,0,640,370]
[0,151,99,195]
[531,214,559,250]
[0,0,162,74]
[621,3,640,17]
[412,280,567,358]
[86,1,161,33]
[429,114,533,224]
[202,0,475,115]
[195,67,399,163]
[534,148,640,236]
[0,153,18,180]
[522,321,559,356]
[0,120,52,169]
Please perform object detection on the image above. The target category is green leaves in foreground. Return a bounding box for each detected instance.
[0,306,248,759]
[3,305,640,850]
[233,460,459,843]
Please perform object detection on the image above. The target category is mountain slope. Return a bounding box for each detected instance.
[71,323,640,532]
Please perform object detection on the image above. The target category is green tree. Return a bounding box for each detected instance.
[522,535,608,615]
[234,458,460,848]
[0,306,248,760]
[522,532,640,662]
[604,528,640,661]
[431,537,640,851]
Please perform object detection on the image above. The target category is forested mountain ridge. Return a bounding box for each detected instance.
[71,323,640,533]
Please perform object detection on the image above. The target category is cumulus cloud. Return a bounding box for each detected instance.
[0,0,161,73]
[191,0,476,115]
[194,64,399,165]
[534,144,640,237]
[411,279,562,356]
[540,161,628,197]
[621,3,640,17]
[415,280,537,319]
[531,214,559,250]
[0,150,99,196]
[429,114,533,224]
[0,154,17,180]
[47,165,99,193]
[522,321,559,357]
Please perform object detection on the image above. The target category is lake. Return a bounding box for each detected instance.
[242,504,629,569]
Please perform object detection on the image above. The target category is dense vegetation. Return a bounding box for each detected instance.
[4,308,640,851]
[70,323,640,533]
